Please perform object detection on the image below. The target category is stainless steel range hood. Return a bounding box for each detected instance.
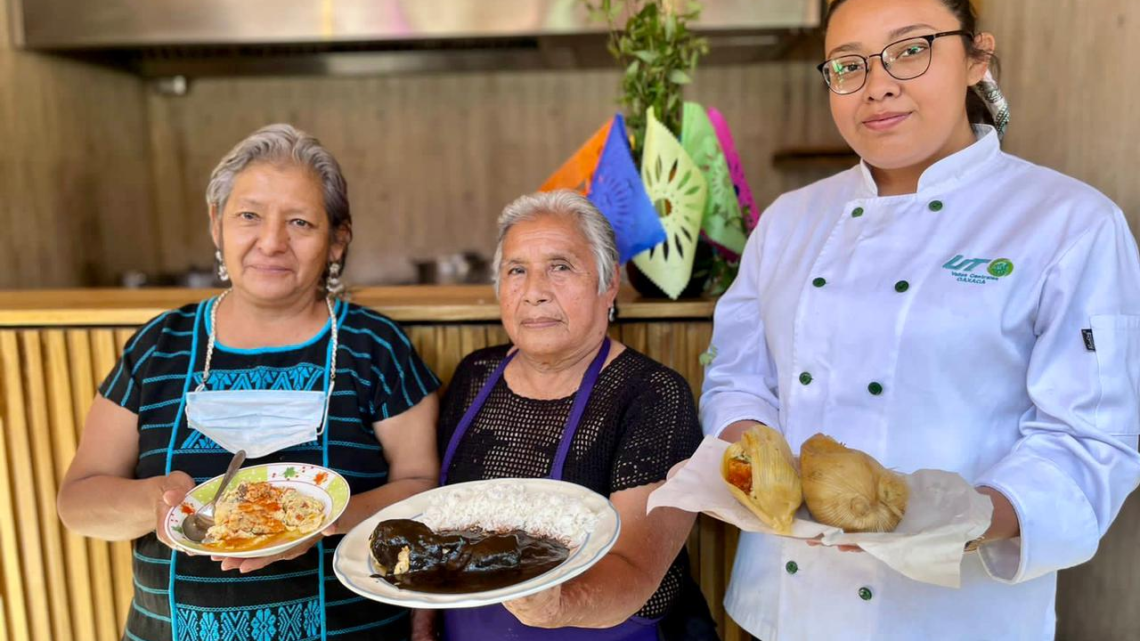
[11,0,822,77]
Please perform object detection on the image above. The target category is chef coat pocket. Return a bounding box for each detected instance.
[1091,314,1140,435]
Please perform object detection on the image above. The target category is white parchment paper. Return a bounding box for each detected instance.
[648,436,992,588]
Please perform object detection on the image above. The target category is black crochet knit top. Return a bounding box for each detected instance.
[438,345,704,619]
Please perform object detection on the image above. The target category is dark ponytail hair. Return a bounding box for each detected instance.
[825,0,1001,129]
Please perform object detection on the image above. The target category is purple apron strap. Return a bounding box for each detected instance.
[548,337,610,480]
[439,338,611,485]
[439,349,518,485]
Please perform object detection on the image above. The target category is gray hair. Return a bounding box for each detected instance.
[492,190,619,296]
[205,123,352,269]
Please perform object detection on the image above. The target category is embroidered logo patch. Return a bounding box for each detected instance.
[987,258,1015,277]
[943,255,1015,285]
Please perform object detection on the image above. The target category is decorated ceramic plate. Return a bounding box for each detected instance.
[164,463,349,559]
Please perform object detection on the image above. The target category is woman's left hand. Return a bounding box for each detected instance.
[502,584,564,629]
[976,486,1020,542]
[213,522,338,573]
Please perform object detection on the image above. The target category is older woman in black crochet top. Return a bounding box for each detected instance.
[424,190,713,641]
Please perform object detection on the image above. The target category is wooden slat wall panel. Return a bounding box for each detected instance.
[432,326,465,395]
[1,319,741,639]
[619,323,648,355]
[47,331,98,641]
[64,331,103,640]
[0,337,30,641]
[406,326,430,359]
[486,326,511,347]
[0,329,138,641]
[87,329,126,641]
[0,332,52,641]
[0,592,8,641]
[19,332,73,641]
[458,326,489,363]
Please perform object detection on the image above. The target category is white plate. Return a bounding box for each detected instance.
[333,478,621,609]
[164,463,350,559]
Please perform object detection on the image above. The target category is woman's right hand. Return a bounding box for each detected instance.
[154,471,195,549]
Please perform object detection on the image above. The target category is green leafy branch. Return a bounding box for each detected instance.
[583,0,708,160]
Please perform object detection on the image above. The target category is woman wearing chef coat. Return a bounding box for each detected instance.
[699,0,1140,639]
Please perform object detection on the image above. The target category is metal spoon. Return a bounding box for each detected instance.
[182,450,246,543]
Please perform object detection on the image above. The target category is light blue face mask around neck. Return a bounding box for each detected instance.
[184,290,338,460]
[185,388,329,459]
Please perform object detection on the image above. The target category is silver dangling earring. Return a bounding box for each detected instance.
[326,261,344,296]
[215,250,229,282]
[608,306,616,323]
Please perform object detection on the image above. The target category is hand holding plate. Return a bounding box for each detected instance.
[155,471,196,551]
[502,584,564,629]
[216,521,338,573]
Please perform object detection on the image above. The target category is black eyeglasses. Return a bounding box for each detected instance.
[817,30,973,95]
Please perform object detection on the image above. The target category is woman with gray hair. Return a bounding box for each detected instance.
[58,124,441,641]
[431,190,714,640]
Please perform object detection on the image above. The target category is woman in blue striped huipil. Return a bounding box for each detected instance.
[58,124,440,641]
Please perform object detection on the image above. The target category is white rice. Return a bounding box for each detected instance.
[418,485,600,548]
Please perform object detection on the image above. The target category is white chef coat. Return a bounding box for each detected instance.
[699,126,1140,641]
